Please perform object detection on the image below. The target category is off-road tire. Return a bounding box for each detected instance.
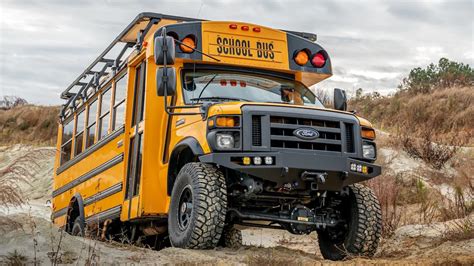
[318,184,382,260]
[218,225,243,248]
[168,163,227,249]
[71,217,85,237]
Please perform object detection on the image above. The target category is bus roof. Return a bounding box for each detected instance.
[60,12,318,119]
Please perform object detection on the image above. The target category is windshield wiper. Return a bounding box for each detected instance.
[194,74,218,103]
[190,96,250,103]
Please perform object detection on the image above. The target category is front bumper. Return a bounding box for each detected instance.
[199,150,381,191]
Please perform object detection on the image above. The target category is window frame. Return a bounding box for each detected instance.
[112,71,128,131]
[60,116,74,165]
[85,97,99,148]
[73,107,86,156]
[98,85,112,140]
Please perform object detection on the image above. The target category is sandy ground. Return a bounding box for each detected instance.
[0,145,473,265]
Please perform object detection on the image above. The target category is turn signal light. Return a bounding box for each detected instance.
[311,52,326,68]
[361,127,376,140]
[216,116,239,127]
[294,50,309,66]
[180,36,196,53]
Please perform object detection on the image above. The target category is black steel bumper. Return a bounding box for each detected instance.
[199,151,381,191]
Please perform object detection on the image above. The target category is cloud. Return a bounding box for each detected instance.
[0,0,472,105]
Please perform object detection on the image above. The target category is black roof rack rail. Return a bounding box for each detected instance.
[60,12,317,120]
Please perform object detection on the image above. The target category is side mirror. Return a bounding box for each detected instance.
[333,88,347,111]
[156,67,176,96]
[154,36,175,65]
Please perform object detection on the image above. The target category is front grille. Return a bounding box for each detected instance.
[269,116,342,152]
[345,123,355,153]
[252,116,262,146]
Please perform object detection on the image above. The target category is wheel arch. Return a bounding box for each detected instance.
[167,137,205,196]
[66,193,85,232]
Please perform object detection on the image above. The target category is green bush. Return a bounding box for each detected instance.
[400,58,474,94]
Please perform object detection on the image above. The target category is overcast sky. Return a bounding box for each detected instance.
[0,0,473,105]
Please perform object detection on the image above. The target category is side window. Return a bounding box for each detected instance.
[131,64,146,125]
[86,99,98,148]
[60,118,74,164]
[113,74,127,130]
[74,109,85,156]
[99,87,112,140]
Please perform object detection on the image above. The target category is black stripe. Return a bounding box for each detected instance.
[83,183,123,206]
[85,205,122,224]
[56,126,124,175]
[52,154,124,198]
[52,207,68,220]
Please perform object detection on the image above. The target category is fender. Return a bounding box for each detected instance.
[171,137,205,157]
[167,137,205,195]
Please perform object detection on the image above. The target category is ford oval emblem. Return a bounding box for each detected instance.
[293,128,320,140]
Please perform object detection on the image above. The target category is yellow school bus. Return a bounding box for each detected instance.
[52,13,382,260]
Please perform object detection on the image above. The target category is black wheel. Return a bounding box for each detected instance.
[218,225,243,248]
[317,184,382,260]
[168,163,227,249]
[71,217,85,237]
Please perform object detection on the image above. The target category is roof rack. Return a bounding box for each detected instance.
[60,12,317,119]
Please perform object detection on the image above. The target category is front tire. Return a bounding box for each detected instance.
[168,163,227,249]
[317,184,382,260]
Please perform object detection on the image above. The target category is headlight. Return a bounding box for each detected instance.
[216,133,235,149]
[362,143,376,159]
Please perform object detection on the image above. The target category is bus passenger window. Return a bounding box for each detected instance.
[99,87,112,139]
[60,118,73,164]
[74,110,85,155]
[113,74,127,130]
[86,99,98,148]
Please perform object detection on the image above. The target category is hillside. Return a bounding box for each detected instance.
[0,104,59,146]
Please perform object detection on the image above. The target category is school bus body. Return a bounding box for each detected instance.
[52,14,381,258]
[52,17,336,226]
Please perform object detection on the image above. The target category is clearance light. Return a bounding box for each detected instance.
[243,157,251,165]
[311,52,326,68]
[215,116,239,127]
[179,36,196,53]
[207,119,215,127]
[229,24,238,29]
[240,81,246,87]
[361,127,376,140]
[241,25,249,31]
[230,80,237,86]
[294,50,309,66]
[253,27,261,32]
[220,80,227,86]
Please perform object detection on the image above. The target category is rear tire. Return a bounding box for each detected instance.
[317,184,382,260]
[218,225,243,248]
[168,163,227,249]
[71,217,85,237]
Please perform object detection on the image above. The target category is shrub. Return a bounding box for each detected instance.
[399,127,463,169]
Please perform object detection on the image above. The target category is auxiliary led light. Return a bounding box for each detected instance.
[264,156,273,165]
[253,157,262,165]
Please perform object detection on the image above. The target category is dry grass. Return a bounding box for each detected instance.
[0,104,59,146]
[366,174,402,237]
[349,86,474,144]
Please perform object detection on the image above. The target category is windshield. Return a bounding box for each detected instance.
[182,70,324,107]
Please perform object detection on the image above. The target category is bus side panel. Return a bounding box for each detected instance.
[52,131,124,227]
